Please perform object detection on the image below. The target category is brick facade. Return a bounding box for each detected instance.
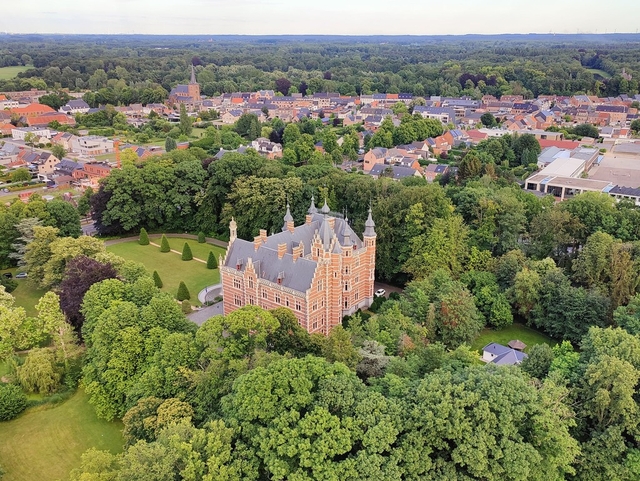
[220,199,376,335]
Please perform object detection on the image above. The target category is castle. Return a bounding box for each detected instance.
[220,198,377,335]
[168,65,201,108]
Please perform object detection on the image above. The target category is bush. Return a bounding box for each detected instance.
[177,281,190,301]
[139,228,149,245]
[160,234,170,253]
[181,300,192,314]
[0,383,27,421]
[206,251,218,269]
[0,276,17,293]
[197,231,206,243]
[152,270,163,288]
[181,242,193,261]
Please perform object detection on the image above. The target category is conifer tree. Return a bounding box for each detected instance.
[138,228,149,245]
[197,231,206,243]
[177,281,190,301]
[181,300,192,314]
[181,242,193,261]
[207,251,218,269]
[160,234,170,253]
[152,270,163,288]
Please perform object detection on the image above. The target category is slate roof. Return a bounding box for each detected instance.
[223,212,365,293]
[369,164,418,179]
[482,343,528,365]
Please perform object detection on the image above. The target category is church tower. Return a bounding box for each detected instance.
[187,64,201,102]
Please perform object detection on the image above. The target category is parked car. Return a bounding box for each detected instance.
[374,288,386,297]
[15,272,27,279]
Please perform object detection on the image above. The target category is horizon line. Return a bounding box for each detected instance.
[1,32,640,37]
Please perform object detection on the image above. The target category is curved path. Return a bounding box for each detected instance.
[198,283,222,304]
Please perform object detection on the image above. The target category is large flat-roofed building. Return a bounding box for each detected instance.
[220,198,377,335]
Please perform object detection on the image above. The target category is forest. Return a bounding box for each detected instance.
[1,34,640,103]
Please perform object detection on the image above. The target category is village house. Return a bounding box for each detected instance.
[221,199,377,335]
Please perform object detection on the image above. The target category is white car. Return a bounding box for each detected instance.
[375,288,386,297]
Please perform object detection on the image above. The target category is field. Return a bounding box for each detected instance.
[0,65,31,80]
[0,267,47,317]
[470,323,557,354]
[0,389,123,481]
[107,237,225,304]
[587,68,612,79]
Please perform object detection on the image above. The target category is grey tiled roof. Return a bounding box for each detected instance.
[223,213,365,293]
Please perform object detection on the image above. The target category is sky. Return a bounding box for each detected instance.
[3,0,640,36]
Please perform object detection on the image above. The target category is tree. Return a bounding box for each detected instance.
[181,242,192,261]
[45,199,81,238]
[274,77,291,96]
[152,270,163,288]
[197,231,206,243]
[480,112,497,127]
[159,234,170,253]
[321,325,360,368]
[76,187,93,218]
[631,119,640,133]
[59,255,118,333]
[51,144,66,160]
[267,307,321,357]
[17,348,61,394]
[9,217,42,267]
[572,123,599,138]
[235,113,261,141]
[179,104,192,136]
[521,343,554,379]
[206,251,218,269]
[0,383,27,421]
[282,123,301,146]
[176,281,190,301]
[138,227,149,245]
[164,136,177,152]
[11,168,31,183]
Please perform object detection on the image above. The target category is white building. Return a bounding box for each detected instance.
[11,126,52,141]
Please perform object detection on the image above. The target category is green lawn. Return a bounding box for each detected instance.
[1,267,47,317]
[470,323,557,355]
[107,237,225,305]
[587,68,612,79]
[0,65,31,80]
[0,389,123,481]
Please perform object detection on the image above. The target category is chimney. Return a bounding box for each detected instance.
[292,243,302,261]
[328,217,335,231]
[305,214,313,224]
[287,220,295,234]
[254,236,261,251]
[259,229,267,242]
[277,243,286,259]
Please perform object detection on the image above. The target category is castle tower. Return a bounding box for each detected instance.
[229,217,237,244]
[363,206,376,304]
[282,203,294,233]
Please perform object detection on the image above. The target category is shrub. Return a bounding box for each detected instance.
[0,383,27,421]
[207,251,218,269]
[152,270,163,288]
[138,228,149,245]
[160,234,170,253]
[177,281,190,301]
[17,348,61,395]
[181,300,192,314]
[181,242,193,261]
[197,231,206,243]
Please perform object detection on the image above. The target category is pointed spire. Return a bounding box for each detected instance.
[321,198,330,215]
[190,64,196,84]
[282,202,293,232]
[308,195,317,214]
[229,216,237,243]
[342,216,352,247]
[363,206,376,237]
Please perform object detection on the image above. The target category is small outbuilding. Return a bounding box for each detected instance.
[482,343,528,366]
[508,339,527,351]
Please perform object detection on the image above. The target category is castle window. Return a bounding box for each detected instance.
[355,291,359,301]
[313,321,318,329]
[312,302,317,311]
[262,290,268,299]
[355,258,360,268]
[344,299,348,308]
[321,299,325,307]
[344,282,349,291]
[233,278,241,289]
[234,295,242,306]
[275,293,281,303]
[295,300,301,311]
[317,279,323,292]
[248,278,254,289]
[355,276,359,284]
[344,266,350,275]
[248,295,255,305]
[285,298,290,307]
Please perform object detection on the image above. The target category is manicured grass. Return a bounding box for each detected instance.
[470,323,557,354]
[587,68,612,79]
[1,267,47,317]
[107,237,225,304]
[0,65,31,80]
[0,389,123,481]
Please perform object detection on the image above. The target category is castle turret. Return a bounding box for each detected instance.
[282,203,294,233]
[229,217,237,244]
[363,206,376,239]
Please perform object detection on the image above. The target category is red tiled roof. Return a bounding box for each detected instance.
[538,139,582,150]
